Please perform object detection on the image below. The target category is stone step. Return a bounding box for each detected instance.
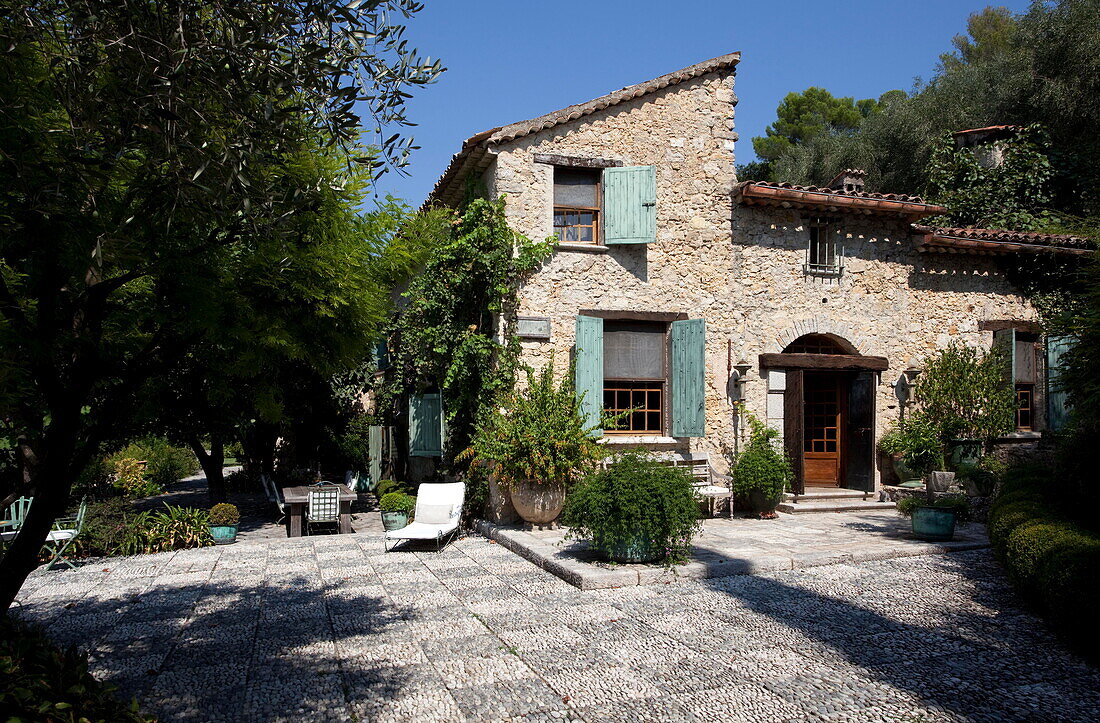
[777,499,897,514]
[783,489,873,501]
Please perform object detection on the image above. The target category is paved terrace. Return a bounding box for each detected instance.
[12,523,1099,722]
[479,511,989,589]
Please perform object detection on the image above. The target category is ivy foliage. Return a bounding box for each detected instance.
[926,124,1056,231]
[459,355,603,491]
[379,197,552,460]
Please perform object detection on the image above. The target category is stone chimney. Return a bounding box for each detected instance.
[952,125,1022,169]
[826,169,867,193]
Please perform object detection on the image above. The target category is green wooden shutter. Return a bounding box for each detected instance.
[575,315,604,435]
[368,425,382,488]
[603,166,656,244]
[671,318,706,437]
[1046,335,1071,431]
[372,339,390,371]
[409,393,444,457]
[993,328,1016,387]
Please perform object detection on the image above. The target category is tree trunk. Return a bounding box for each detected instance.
[0,430,80,612]
[189,437,226,504]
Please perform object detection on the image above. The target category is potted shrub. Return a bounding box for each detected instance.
[379,492,416,531]
[460,357,602,527]
[913,342,1015,482]
[731,415,792,519]
[209,503,240,544]
[897,493,970,541]
[878,412,946,488]
[562,451,701,564]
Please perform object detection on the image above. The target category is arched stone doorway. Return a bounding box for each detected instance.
[760,334,888,495]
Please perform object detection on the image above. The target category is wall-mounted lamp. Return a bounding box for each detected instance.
[900,365,922,406]
[727,340,752,402]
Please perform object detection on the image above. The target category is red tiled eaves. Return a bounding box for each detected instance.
[913,225,1095,257]
[952,124,1022,137]
[734,181,948,220]
[426,52,741,208]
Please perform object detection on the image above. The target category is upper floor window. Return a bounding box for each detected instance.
[554,168,600,245]
[805,218,843,276]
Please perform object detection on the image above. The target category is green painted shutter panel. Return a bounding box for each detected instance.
[993,328,1016,389]
[409,393,444,457]
[575,315,604,435]
[603,166,656,244]
[368,425,383,487]
[372,339,390,371]
[671,319,706,437]
[1046,335,1071,431]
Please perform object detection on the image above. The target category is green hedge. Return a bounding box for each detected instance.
[0,618,152,722]
[988,466,1100,651]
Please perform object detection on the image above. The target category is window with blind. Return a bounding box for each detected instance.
[602,321,667,434]
[1014,333,1038,430]
[553,168,600,245]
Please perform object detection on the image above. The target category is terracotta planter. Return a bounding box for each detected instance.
[510,479,565,526]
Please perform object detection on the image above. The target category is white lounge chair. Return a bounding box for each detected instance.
[384,482,464,552]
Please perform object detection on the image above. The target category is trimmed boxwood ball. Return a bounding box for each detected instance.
[562,451,701,564]
[209,503,240,526]
[379,492,416,514]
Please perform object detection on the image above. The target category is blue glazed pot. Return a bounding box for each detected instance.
[381,511,409,531]
[210,524,238,545]
[910,506,957,541]
[603,534,662,564]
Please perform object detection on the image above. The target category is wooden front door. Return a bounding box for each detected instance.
[803,373,844,487]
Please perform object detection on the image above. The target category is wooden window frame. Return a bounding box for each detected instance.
[602,320,670,435]
[804,217,843,276]
[554,167,601,245]
[603,380,665,435]
[1015,383,1035,431]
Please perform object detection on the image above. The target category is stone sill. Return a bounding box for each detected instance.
[600,435,680,445]
[555,243,609,254]
[995,431,1042,443]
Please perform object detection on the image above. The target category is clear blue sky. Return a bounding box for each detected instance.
[371,0,1031,206]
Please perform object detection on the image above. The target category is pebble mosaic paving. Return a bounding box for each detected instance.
[12,527,1099,722]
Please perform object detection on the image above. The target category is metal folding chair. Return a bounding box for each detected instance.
[43,498,87,569]
[306,485,340,535]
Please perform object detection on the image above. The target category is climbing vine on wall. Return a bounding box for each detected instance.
[376,196,553,465]
[926,123,1092,321]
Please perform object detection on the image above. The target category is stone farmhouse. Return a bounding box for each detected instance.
[421,52,1090,498]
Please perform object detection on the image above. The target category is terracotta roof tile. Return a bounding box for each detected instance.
[737,180,928,204]
[913,225,1096,256]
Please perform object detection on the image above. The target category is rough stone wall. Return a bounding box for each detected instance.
[483,68,1040,488]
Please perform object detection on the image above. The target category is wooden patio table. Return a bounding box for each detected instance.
[282,484,356,538]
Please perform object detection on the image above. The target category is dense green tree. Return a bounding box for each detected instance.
[0,1,441,611]
[771,0,1100,223]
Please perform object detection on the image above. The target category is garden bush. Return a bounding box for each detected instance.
[209,503,240,526]
[74,501,212,558]
[111,457,162,499]
[375,479,415,498]
[731,415,793,510]
[896,493,971,522]
[562,451,701,563]
[988,465,1100,655]
[378,492,416,515]
[0,618,151,722]
[108,437,198,490]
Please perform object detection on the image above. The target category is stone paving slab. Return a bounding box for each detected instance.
[12,519,1098,722]
[477,511,989,589]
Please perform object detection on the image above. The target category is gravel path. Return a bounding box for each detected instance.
[12,529,1099,722]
